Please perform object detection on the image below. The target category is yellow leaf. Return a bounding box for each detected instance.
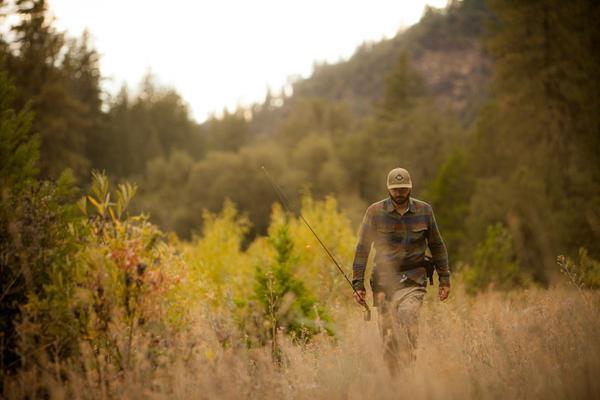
[87,195,102,211]
[108,207,117,224]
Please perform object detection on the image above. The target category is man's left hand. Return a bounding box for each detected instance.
[439,286,450,301]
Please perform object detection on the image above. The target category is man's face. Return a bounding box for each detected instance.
[389,187,411,204]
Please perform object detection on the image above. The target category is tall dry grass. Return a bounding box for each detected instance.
[3,285,599,399]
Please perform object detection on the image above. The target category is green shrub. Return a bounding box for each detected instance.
[1,175,78,371]
[288,195,356,304]
[181,200,252,309]
[238,218,333,354]
[464,223,526,294]
[11,171,190,377]
[557,248,600,290]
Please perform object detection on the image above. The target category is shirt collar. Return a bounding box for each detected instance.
[384,197,415,214]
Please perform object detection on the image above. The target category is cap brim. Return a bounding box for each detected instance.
[387,184,412,189]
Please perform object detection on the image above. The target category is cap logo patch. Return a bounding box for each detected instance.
[395,174,404,181]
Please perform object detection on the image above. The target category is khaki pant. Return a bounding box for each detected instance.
[376,284,426,373]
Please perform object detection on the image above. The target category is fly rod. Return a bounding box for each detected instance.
[261,166,371,321]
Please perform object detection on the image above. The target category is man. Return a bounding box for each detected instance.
[351,167,450,372]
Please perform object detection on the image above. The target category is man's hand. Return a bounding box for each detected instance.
[439,286,450,301]
[353,290,367,306]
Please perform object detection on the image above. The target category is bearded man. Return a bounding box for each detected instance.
[351,167,450,373]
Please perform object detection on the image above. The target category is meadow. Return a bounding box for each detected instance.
[4,285,598,399]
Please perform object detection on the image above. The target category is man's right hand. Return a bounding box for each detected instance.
[353,290,367,306]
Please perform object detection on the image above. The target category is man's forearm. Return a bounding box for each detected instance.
[352,209,373,291]
[351,248,369,291]
[436,264,451,287]
[352,260,366,290]
[352,278,366,291]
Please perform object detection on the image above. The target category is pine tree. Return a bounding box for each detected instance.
[3,0,93,178]
[0,69,39,189]
[253,222,332,350]
[470,0,600,278]
[381,50,425,116]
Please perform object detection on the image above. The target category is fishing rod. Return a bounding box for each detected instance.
[261,166,371,322]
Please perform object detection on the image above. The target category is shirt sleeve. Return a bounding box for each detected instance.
[427,206,451,287]
[351,207,375,291]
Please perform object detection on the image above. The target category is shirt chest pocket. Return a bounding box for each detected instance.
[376,222,403,244]
[408,224,428,243]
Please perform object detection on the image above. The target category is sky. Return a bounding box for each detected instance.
[47,0,448,122]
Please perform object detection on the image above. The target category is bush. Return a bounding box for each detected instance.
[14,172,190,377]
[557,248,600,290]
[464,223,526,294]
[237,216,333,355]
[287,195,356,304]
[181,200,252,309]
[1,174,77,371]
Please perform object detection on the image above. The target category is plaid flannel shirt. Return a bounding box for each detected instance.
[351,197,450,291]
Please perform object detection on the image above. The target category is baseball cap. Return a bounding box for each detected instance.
[387,168,412,189]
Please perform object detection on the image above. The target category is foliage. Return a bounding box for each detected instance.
[241,218,333,352]
[3,171,190,379]
[0,70,39,189]
[425,148,475,260]
[469,0,600,278]
[380,50,425,116]
[135,150,196,235]
[557,248,600,290]
[0,68,77,371]
[286,196,356,303]
[277,97,352,145]
[205,109,250,152]
[57,172,187,368]
[0,175,77,371]
[181,200,251,308]
[1,0,96,178]
[99,76,205,178]
[464,223,526,294]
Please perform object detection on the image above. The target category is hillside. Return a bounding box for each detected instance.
[284,0,490,122]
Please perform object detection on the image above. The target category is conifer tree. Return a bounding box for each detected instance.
[3,0,94,178]
[253,222,332,349]
[0,70,39,189]
[381,50,425,116]
[467,0,600,279]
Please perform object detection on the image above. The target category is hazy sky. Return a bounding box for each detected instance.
[48,0,447,122]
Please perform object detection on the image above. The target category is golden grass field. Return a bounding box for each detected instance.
[4,284,599,400]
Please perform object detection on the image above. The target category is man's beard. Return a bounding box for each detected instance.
[391,192,410,205]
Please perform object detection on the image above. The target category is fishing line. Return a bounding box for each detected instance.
[261,166,371,321]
